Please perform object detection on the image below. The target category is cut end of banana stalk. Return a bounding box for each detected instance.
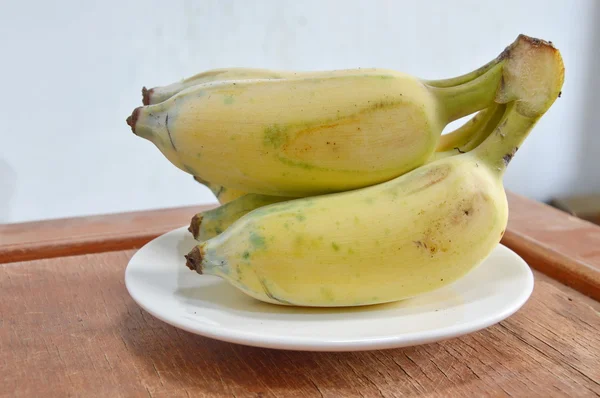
[188,214,203,240]
[496,34,565,117]
[126,106,141,133]
[184,245,205,273]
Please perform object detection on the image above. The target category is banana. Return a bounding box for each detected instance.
[145,67,495,152]
[183,35,564,307]
[150,67,498,201]
[189,103,504,241]
[127,44,509,197]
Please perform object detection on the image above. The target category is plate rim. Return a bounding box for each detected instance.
[125,226,534,352]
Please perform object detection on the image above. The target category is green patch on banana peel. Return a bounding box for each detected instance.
[249,231,266,249]
[263,124,289,148]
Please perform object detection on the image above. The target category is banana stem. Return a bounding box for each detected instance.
[472,102,539,176]
[424,48,509,89]
[431,103,505,162]
[460,103,506,152]
[430,62,506,123]
[436,107,494,152]
[470,35,564,175]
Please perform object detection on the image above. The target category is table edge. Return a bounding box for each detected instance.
[1,193,599,301]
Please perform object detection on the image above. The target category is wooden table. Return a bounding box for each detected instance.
[1,192,599,397]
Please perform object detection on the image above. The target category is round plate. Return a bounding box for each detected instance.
[125,226,534,352]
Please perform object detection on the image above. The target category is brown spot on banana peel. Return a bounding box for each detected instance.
[415,235,439,255]
[503,147,519,166]
[184,245,205,273]
[413,240,427,249]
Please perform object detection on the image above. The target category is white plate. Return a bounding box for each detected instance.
[125,226,534,352]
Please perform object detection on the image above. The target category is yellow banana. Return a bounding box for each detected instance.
[189,103,504,242]
[127,45,509,197]
[145,66,495,152]
[149,67,499,201]
[184,35,564,307]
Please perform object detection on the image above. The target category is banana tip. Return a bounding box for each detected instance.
[184,245,205,273]
[141,86,153,106]
[126,107,142,134]
[188,214,203,240]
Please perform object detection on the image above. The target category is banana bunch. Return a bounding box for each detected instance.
[128,35,564,307]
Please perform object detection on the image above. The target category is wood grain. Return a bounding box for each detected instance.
[504,192,600,301]
[1,250,599,397]
[0,205,212,265]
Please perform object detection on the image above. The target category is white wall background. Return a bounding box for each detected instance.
[1,0,598,223]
